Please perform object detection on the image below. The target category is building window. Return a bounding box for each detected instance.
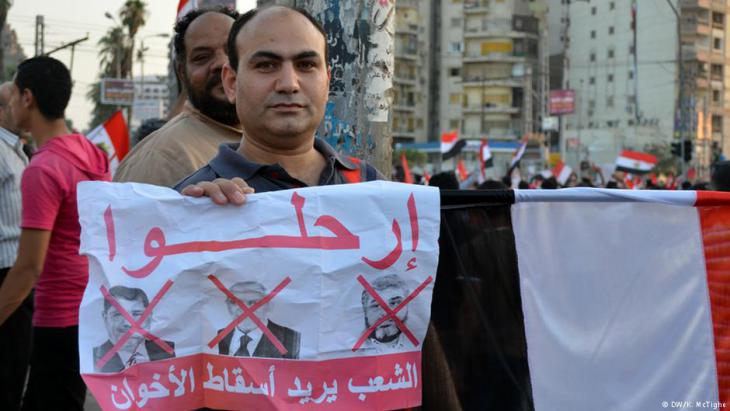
[449,67,461,77]
[628,70,634,79]
[590,52,596,62]
[589,76,595,85]
[451,17,462,28]
[713,89,722,103]
[629,45,635,54]
[607,49,614,58]
[449,119,460,130]
[607,74,614,82]
[591,6,596,15]
[610,2,615,10]
[450,93,462,105]
[590,30,596,39]
[608,26,614,35]
[607,96,614,108]
[713,12,724,27]
[714,37,723,50]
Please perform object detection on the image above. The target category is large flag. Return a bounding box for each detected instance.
[441,131,465,160]
[431,188,730,410]
[550,160,573,185]
[86,111,129,176]
[177,0,198,20]
[509,136,528,169]
[615,149,657,174]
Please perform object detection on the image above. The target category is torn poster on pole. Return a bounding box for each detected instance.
[77,181,440,411]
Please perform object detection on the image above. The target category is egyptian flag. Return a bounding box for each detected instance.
[509,136,528,169]
[431,188,730,410]
[456,159,469,181]
[401,152,414,184]
[615,149,657,174]
[441,131,465,160]
[551,160,572,185]
[177,0,198,20]
[479,139,494,175]
[86,111,129,176]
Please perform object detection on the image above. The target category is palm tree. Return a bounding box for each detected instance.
[120,0,147,78]
[0,0,13,80]
[97,26,128,78]
[87,1,147,129]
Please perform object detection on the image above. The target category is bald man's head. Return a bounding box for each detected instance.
[0,82,18,134]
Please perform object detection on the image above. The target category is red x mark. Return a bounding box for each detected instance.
[207,275,291,356]
[352,274,433,351]
[96,280,175,370]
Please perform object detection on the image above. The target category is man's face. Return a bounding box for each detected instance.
[228,290,269,333]
[180,12,238,126]
[0,83,18,134]
[223,8,330,148]
[103,297,150,350]
[8,81,29,133]
[364,287,408,343]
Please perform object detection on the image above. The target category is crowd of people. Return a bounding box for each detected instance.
[1,3,729,411]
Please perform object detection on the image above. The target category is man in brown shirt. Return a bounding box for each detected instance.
[114,7,242,187]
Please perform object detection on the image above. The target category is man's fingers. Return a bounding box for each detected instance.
[180,179,254,205]
[231,177,255,194]
[215,178,247,205]
[197,181,229,204]
[181,185,204,197]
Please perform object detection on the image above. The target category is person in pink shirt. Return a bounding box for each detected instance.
[0,56,111,411]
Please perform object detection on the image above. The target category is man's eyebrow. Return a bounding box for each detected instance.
[249,50,321,61]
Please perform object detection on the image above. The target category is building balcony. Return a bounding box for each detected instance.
[464,0,489,14]
[463,27,538,39]
[396,0,419,9]
[680,0,710,9]
[393,104,417,113]
[697,77,710,88]
[682,18,712,36]
[396,23,419,35]
[462,105,521,115]
[711,0,728,12]
[462,77,523,88]
[463,52,528,63]
[394,75,418,86]
[392,130,418,140]
[395,50,419,61]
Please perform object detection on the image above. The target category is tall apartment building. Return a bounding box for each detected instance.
[550,0,730,174]
[393,0,431,144]
[681,0,730,174]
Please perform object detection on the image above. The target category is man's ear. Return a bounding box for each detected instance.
[175,62,187,92]
[221,63,237,104]
[20,88,33,109]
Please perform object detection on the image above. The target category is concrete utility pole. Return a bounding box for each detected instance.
[266,0,395,177]
[34,15,45,56]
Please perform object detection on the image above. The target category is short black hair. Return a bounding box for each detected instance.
[15,56,72,120]
[104,286,149,313]
[173,6,240,66]
[226,6,329,72]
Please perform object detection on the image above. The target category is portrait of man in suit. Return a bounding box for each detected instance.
[93,286,176,373]
[217,281,300,359]
[360,274,411,353]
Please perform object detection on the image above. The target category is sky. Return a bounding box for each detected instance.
[8,0,256,131]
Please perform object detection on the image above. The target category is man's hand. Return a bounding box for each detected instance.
[181,177,255,205]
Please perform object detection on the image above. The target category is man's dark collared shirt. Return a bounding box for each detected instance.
[174,138,381,193]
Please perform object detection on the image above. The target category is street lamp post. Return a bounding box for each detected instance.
[138,33,170,96]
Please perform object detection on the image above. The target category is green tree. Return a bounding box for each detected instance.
[0,0,13,81]
[87,1,148,129]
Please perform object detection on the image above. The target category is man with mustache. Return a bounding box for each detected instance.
[175,5,380,199]
[114,6,242,187]
[359,275,411,353]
